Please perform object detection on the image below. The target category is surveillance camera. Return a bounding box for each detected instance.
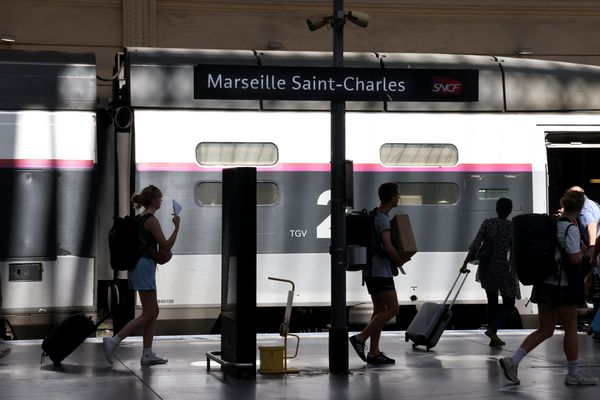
[306,15,330,31]
[347,10,369,28]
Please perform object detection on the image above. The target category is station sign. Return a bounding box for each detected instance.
[194,65,478,102]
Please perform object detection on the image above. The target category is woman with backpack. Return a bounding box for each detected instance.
[103,184,180,366]
[461,197,520,347]
[499,190,598,386]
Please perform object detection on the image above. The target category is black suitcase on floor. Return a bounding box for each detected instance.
[41,285,119,366]
[41,314,98,366]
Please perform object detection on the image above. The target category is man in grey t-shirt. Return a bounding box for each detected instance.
[349,182,411,365]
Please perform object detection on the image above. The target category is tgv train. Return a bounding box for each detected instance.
[2,48,600,336]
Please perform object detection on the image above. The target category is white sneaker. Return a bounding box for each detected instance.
[565,373,598,385]
[499,357,520,384]
[0,344,10,359]
[140,352,168,366]
[103,337,117,365]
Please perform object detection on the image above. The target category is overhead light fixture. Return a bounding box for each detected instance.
[0,34,16,43]
[306,15,332,31]
[346,11,369,28]
[306,11,369,32]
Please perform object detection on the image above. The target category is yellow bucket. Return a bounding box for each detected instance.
[258,345,285,373]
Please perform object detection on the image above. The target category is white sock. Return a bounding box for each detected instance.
[567,360,579,376]
[113,334,122,345]
[142,348,153,357]
[511,347,527,366]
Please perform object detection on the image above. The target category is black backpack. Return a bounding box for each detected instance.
[346,208,381,272]
[108,214,151,271]
[512,213,568,285]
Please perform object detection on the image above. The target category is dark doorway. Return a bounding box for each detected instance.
[546,131,600,212]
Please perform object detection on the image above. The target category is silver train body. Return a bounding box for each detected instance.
[2,48,600,335]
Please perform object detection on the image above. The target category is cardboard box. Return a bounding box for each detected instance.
[390,214,417,258]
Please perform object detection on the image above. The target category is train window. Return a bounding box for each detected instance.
[257,182,279,205]
[380,144,458,166]
[396,182,459,205]
[477,189,509,200]
[465,174,522,212]
[195,182,279,206]
[196,142,278,166]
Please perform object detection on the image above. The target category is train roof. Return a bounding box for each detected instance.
[2,48,600,112]
[123,47,600,112]
[0,50,96,111]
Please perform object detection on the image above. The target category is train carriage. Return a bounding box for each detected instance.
[0,50,97,336]
[3,47,600,335]
[110,48,600,331]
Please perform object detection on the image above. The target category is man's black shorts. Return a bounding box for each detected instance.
[363,276,395,295]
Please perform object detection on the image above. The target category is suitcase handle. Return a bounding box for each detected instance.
[442,269,470,308]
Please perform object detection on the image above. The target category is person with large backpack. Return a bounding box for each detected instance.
[499,190,598,386]
[461,197,520,347]
[349,182,411,365]
[103,185,180,367]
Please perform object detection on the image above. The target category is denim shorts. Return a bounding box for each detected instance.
[128,256,157,291]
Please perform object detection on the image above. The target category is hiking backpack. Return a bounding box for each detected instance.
[108,214,150,271]
[512,213,562,285]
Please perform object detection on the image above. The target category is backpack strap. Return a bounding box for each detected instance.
[366,207,395,278]
[137,213,154,226]
[556,218,577,284]
[137,213,156,252]
[362,208,377,283]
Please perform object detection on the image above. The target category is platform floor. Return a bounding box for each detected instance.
[1,330,599,400]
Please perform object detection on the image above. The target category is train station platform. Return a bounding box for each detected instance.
[1,330,599,399]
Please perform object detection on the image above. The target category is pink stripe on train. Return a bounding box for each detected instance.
[0,159,95,169]
[136,162,532,173]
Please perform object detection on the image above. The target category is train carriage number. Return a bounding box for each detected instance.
[316,190,331,239]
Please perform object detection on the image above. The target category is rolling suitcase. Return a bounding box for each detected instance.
[41,313,98,366]
[405,269,470,350]
[41,285,119,366]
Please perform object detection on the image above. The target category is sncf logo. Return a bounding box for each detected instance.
[431,77,463,95]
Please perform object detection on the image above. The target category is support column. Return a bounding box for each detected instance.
[329,0,349,375]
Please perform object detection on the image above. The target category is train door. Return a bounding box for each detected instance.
[546,130,600,212]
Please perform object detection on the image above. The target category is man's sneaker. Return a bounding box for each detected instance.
[140,352,168,366]
[102,337,117,365]
[366,352,395,365]
[0,344,10,359]
[499,357,520,384]
[565,373,598,385]
[349,335,367,362]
